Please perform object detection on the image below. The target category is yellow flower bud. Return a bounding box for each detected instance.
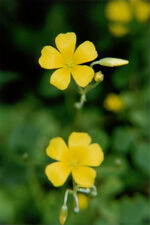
[78,194,89,210]
[94,71,104,82]
[59,205,68,225]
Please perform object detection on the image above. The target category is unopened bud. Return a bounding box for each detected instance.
[59,205,68,225]
[99,57,129,67]
[94,71,104,82]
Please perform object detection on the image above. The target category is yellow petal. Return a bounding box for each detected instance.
[68,132,91,148]
[39,46,64,69]
[73,41,98,64]
[45,162,71,187]
[72,166,96,188]
[71,65,94,87]
[82,143,104,167]
[55,32,76,58]
[46,137,68,161]
[50,68,71,90]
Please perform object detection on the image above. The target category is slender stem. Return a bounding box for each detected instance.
[90,60,100,68]
[91,185,97,196]
[84,81,100,93]
[74,93,86,109]
[63,189,73,206]
[72,179,79,213]
[73,192,79,213]
[75,81,101,110]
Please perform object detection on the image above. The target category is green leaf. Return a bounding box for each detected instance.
[112,127,132,153]
[94,220,111,225]
[88,128,110,152]
[121,92,137,107]
[129,108,149,128]
[8,109,60,163]
[99,155,129,178]
[97,198,119,224]
[119,195,149,225]
[99,175,124,196]
[42,191,62,224]
[0,189,16,223]
[132,142,149,174]
[78,108,103,130]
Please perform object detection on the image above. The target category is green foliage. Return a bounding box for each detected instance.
[112,126,132,153]
[0,189,16,223]
[118,195,149,225]
[88,128,110,152]
[133,142,149,174]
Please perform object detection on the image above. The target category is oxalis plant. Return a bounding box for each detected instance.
[38,32,129,225]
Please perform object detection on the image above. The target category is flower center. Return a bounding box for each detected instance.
[64,58,74,70]
[69,159,77,169]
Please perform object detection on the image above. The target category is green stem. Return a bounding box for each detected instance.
[84,81,100,93]
[63,189,73,206]
[74,93,86,109]
[74,81,101,110]
[62,180,79,213]
[72,179,79,213]
[90,60,100,68]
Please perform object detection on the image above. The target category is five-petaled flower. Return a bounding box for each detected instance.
[39,32,98,90]
[45,132,104,188]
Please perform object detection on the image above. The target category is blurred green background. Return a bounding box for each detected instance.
[0,0,149,224]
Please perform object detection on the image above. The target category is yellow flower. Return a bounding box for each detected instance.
[108,23,129,37]
[132,0,150,22]
[104,93,124,112]
[39,32,98,90]
[105,0,132,23]
[45,132,104,188]
[78,193,89,210]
